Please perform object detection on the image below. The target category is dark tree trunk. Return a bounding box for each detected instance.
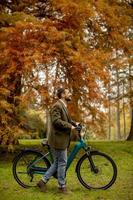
[127,109,133,140]
[7,74,22,105]
[127,65,133,140]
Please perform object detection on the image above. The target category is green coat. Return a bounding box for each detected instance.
[47,100,76,149]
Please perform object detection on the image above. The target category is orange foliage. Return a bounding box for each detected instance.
[0,0,132,148]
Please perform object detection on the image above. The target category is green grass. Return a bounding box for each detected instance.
[0,140,133,200]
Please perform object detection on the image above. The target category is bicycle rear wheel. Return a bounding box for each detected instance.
[12,149,51,188]
[76,151,117,190]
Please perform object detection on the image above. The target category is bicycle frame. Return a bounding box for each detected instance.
[28,137,89,175]
[67,138,87,170]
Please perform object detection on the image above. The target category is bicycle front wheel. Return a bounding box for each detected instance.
[76,151,117,190]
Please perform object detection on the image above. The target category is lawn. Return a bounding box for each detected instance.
[0,140,133,200]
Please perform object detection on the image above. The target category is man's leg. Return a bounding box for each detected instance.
[57,149,67,188]
[42,148,58,183]
[37,148,58,191]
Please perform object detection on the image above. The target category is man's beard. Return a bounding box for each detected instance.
[65,96,71,102]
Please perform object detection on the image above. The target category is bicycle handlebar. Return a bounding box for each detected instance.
[75,123,86,139]
[75,123,82,133]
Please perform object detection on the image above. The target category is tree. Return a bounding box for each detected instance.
[127,65,133,140]
[0,0,133,148]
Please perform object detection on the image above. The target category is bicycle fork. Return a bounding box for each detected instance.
[86,151,99,174]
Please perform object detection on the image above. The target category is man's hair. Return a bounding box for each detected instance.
[56,88,65,99]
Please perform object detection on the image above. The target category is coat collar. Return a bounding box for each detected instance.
[59,99,67,108]
[58,99,71,122]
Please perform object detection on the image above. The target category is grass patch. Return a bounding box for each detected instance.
[0,140,133,200]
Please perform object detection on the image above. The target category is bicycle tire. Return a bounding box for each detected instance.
[12,149,51,188]
[76,151,117,190]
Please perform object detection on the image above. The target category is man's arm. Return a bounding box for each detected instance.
[51,105,72,131]
[71,120,77,127]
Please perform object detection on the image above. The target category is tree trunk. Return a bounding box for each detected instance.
[122,81,126,139]
[116,68,121,140]
[108,80,111,140]
[108,98,111,140]
[129,65,132,118]
[7,74,22,105]
[127,109,133,140]
[127,65,133,140]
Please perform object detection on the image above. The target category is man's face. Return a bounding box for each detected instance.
[64,89,72,101]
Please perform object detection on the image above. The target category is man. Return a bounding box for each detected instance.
[37,88,78,194]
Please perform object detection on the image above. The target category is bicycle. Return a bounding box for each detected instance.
[12,124,117,190]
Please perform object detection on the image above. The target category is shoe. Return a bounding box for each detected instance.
[37,180,47,192]
[58,187,71,194]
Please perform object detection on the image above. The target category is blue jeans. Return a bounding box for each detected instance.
[42,148,67,188]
